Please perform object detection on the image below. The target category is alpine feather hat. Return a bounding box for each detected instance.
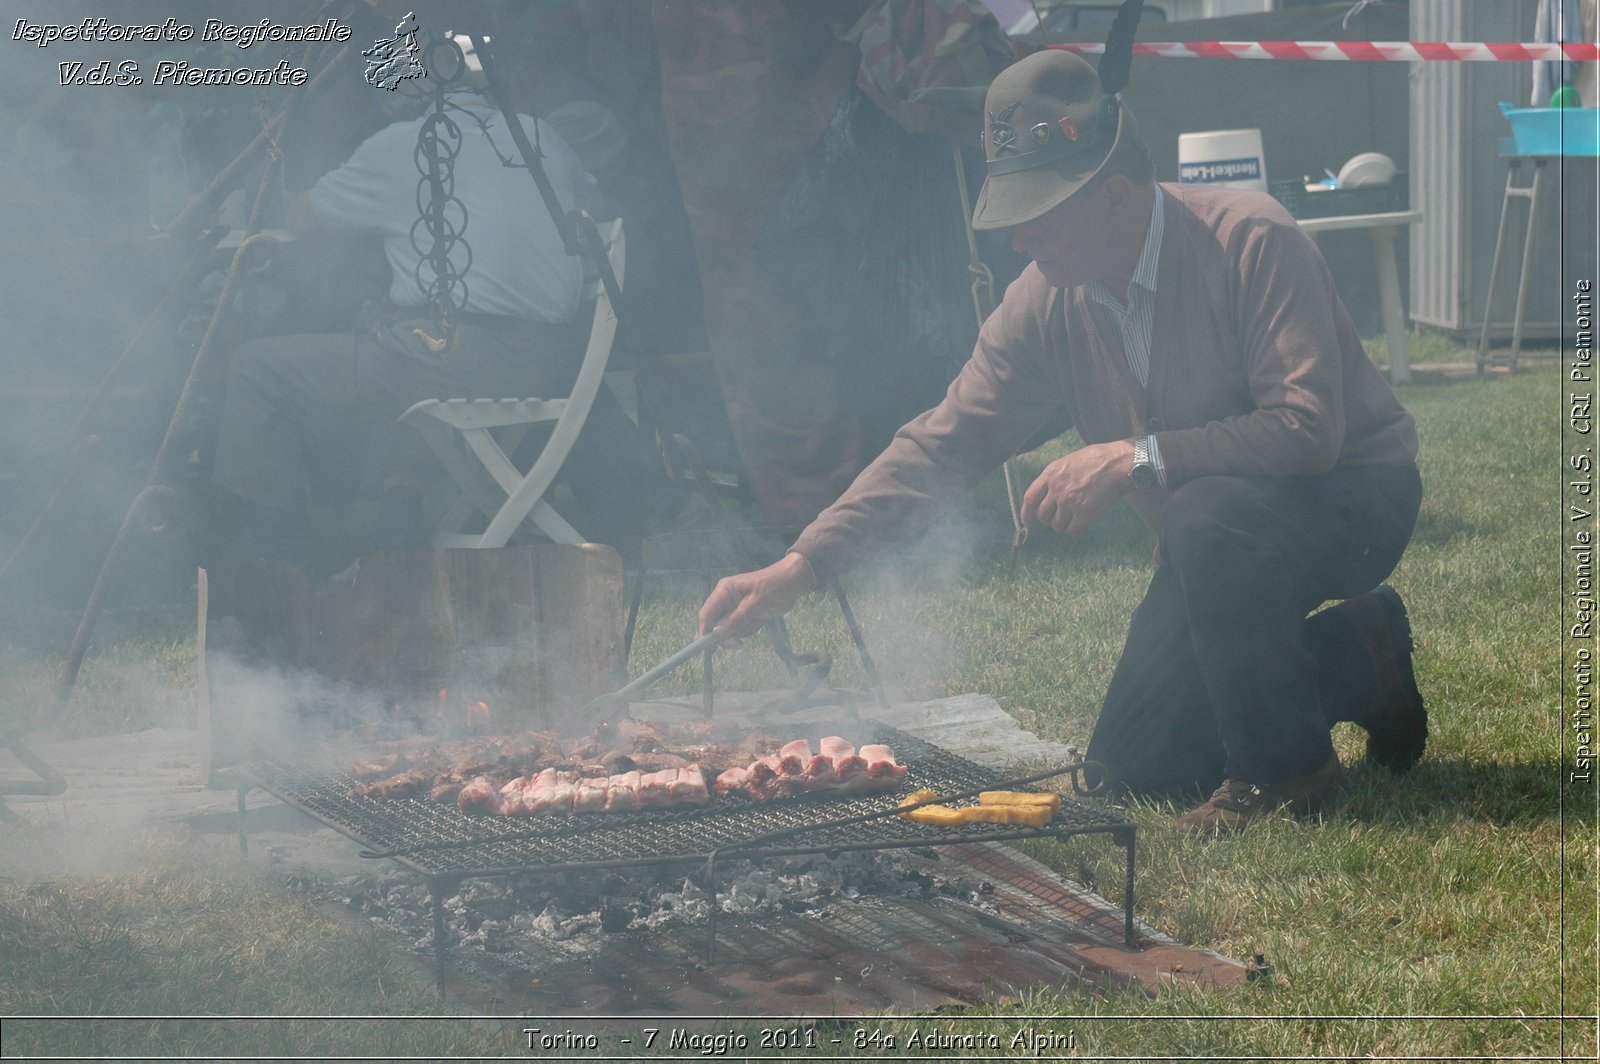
[972,49,1131,230]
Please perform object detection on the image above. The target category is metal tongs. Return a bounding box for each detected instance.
[575,631,723,730]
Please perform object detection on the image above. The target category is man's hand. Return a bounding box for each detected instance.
[1019,439,1137,537]
[698,552,817,642]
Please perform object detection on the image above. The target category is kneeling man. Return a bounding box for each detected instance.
[698,50,1426,835]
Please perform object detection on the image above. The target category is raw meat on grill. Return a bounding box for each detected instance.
[638,769,677,807]
[605,770,643,811]
[451,764,714,817]
[831,743,868,779]
[351,721,768,796]
[531,776,576,816]
[674,764,710,804]
[713,737,907,800]
[779,738,812,774]
[802,752,839,786]
[428,780,465,803]
[818,736,854,761]
[712,765,751,797]
[350,724,896,815]
[457,774,503,814]
[497,768,576,816]
[494,774,535,816]
[747,754,781,790]
[573,777,609,813]
[628,765,709,807]
[351,753,408,781]
[349,767,435,799]
[858,744,909,781]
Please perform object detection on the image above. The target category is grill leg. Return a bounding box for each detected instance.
[704,853,720,967]
[829,578,888,708]
[431,881,449,997]
[1115,827,1136,945]
[623,566,646,662]
[766,617,803,679]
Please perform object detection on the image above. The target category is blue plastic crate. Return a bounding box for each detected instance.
[1498,101,1600,157]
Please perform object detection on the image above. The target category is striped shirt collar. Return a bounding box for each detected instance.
[1088,182,1165,309]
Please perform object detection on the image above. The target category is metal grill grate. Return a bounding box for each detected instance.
[243,725,1133,879]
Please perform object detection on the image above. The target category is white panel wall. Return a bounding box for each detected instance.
[1410,0,1599,340]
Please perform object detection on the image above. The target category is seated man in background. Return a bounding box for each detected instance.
[209,67,680,567]
[492,2,709,367]
[698,50,1427,835]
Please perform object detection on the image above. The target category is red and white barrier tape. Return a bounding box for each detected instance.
[1051,41,1600,62]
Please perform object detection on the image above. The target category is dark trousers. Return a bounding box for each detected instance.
[210,317,674,551]
[1086,463,1423,797]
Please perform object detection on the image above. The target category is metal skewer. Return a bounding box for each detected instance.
[576,631,724,729]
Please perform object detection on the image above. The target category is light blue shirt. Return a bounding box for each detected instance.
[1086,183,1167,484]
[311,95,589,322]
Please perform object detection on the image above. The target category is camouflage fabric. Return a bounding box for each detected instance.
[654,1,870,526]
[844,0,1016,135]
[652,1,1008,526]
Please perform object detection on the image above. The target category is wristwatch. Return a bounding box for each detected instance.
[1130,436,1158,490]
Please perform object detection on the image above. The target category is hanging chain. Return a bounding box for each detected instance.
[408,31,471,354]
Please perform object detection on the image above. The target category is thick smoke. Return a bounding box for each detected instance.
[1,0,1004,759]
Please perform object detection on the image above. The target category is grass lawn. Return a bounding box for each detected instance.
[0,360,1590,1060]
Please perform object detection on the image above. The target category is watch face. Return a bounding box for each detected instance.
[1131,464,1157,489]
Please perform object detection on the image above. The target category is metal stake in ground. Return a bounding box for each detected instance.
[51,31,347,715]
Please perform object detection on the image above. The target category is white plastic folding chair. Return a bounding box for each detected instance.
[399,216,625,549]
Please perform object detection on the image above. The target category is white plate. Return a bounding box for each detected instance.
[1337,151,1397,188]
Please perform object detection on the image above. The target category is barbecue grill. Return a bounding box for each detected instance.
[238,724,1137,993]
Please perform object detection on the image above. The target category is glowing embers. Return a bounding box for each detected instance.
[422,688,495,738]
[463,764,710,817]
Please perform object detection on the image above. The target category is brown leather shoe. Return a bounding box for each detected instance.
[1335,584,1428,772]
[1175,753,1345,836]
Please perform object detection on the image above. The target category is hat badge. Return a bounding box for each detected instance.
[987,101,1021,156]
[1059,116,1079,141]
[1030,122,1051,145]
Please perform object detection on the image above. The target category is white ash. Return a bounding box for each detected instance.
[286,849,1001,963]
